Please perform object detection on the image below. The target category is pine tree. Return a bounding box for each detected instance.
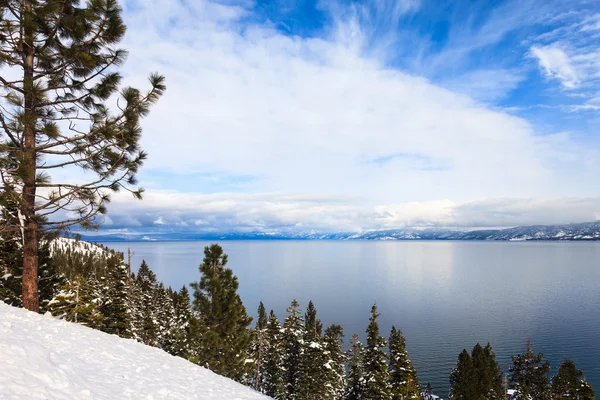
[282,299,305,399]
[449,349,476,399]
[99,257,132,338]
[167,286,195,359]
[363,303,392,400]
[388,326,420,400]
[471,343,502,399]
[297,300,329,400]
[0,0,165,312]
[509,339,551,400]
[132,260,158,345]
[551,359,595,399]
[154,284,175,350]
[262,310,287,399]
[250,301,269,391]
[48,274,103,328]
[323,324,346,400]
[190,244,253,381]
[345,333,366,400]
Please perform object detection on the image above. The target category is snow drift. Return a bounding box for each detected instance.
[0,302,270,399]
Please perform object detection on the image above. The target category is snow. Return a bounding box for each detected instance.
[0,302,271,400]
[49,237,108,257]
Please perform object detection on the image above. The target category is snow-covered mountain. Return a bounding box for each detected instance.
[83,221,600,242]
[0,302,270,399]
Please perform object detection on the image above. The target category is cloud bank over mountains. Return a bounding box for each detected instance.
[73,0,600,234]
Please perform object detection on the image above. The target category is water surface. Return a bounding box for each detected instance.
[101,240,600,396]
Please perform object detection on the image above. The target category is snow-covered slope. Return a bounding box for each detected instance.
[0,303,270,400]
[49,237,110,257]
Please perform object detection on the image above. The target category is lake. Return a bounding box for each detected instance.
[100,240,600,397]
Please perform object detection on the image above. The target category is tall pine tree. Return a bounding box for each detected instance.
[190,244,253,381]
[297,300,329,400]
[471,343,502,399]
[345,333,366,400]
[551,359,595,400]
[323,324,346,400]
[282,299,305,399]
[449,349,476,399]
[509,339,551,400]
[363,303,392,400]
[388,326,420,400]
[262,310,287,399]
[0,0,165,312]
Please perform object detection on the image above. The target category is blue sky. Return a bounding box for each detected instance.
[82,0,600,235]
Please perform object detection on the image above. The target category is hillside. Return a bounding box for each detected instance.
[0,302,270,400]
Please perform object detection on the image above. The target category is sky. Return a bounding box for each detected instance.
[81,0,600,234]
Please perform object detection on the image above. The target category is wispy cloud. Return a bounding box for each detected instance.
[42,0,600,232]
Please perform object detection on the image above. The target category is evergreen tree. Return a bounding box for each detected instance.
[282,299,305,399]
[345,333,366,400]
[167,286,195,359]
[363,304,392,400]
[262,310,286,399]
[388,326,420,399]
[154,284,176,350]
[132,260,158,345]
[0,0,165,312]
[48,274,103,328]
[99,257,132,338]
[190,244,253,381]
[251,301,269,391]
[509,339,552,400]
[449,349,476,399]
[551,359,595,400]
[323,324,346,400]
[297,300,329,400]
[471,343,502,399]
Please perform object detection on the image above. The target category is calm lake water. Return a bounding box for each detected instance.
[101,240,600,397]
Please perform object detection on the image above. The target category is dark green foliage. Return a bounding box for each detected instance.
[132,260,158,345]
[471,343,502,399]
[297,300,329,400]
[345,333,366,400]
[363,303,392,400]
[166,286,195,359]
[450,343,502,400]
[190,244,253,381]
[323,324,346,399]
[98,257,132,338]
[388,326,420,399]
[282,299,305,399]
[262,310,287,399]
[551,359,595,399]
[510,339,552,400]
[449,349,476,399]
[0,0,164,312]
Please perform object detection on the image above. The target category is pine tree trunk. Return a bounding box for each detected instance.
[21,0,39,312]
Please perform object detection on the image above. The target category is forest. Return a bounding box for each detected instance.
[0,233,595,400]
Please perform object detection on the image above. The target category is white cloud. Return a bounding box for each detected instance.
[530,45,580,89]
[104,189,600,231]
[40,0,600,232]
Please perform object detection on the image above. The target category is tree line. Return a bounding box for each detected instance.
[1,238,595,399]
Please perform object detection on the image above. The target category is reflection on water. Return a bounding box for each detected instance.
[102,240,600,396]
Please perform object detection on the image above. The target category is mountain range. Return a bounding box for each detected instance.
[82,221,600,242]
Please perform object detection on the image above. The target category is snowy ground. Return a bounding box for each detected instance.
[0,303,271,400]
